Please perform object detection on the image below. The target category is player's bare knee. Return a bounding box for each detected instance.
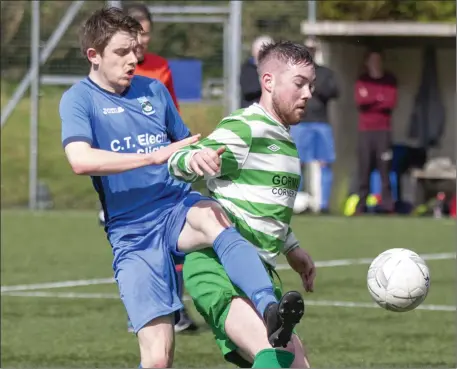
[225,297,271,360]
[141,354,172,368]
[138,316,174,368]
[289,334,309,369]
[139,340,173,368]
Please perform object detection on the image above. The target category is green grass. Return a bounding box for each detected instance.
[1,85,223,209]
[1,212,455,368]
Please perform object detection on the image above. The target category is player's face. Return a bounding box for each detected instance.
[139,19,151,49]
[136,19,151,63]
[271,62,315,126]
[88,31,139,91]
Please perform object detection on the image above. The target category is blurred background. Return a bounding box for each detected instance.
[1,2,455,368]
[1,0,456,217]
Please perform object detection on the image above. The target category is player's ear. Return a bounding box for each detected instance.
[87,48,100,65]
[262,72,273,93]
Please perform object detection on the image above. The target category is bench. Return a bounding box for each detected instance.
[410,168,456,205]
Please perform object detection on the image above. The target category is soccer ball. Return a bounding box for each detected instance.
[293,192,310,214]
[367,248,430,312]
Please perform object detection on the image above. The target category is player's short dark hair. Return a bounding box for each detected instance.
[124,3,152,25]
[79,7,143,58]
[258,40,314,69]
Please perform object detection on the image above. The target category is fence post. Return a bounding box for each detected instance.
[29,0,40,210]
[228,1,242,113]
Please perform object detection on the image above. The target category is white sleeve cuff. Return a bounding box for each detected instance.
[282,231,300,255]
[185,149,201,174]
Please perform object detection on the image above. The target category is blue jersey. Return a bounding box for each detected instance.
[60,76,192,230]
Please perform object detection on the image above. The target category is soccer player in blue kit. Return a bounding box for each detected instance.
[60,8,305,368]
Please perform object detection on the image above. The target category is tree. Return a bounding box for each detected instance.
[1,0,455,82]
[318,0,456,22]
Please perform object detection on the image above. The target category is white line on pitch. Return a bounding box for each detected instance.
[276,252,455,270]
[0,277,115,293]
[303,300,455,312]
[2,290,454,312]
[1,252,454,293]
[3,291,119,299]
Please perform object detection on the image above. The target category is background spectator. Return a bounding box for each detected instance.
[354,49,398,214]
[289,37,339,214]
[239,35,273,108]
[125,3,180,111]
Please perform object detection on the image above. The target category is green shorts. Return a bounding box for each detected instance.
[183,248,283,367]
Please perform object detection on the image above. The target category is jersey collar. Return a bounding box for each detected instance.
[252,103,290,132]
[86,77,131,97]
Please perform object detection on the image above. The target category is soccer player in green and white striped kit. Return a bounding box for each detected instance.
[168,41,316,368]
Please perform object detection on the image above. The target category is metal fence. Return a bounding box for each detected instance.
[0,0,316,210]
[1,0,245,209]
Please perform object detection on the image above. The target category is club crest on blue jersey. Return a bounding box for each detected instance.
[137,96,155,116]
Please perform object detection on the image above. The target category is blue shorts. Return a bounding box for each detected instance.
[109,191,215,334]
[289,122,335,163]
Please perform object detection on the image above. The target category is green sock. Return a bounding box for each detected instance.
[252,348,295,368]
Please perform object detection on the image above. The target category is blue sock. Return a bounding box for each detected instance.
[138,364,142,368]
[321,164,333,210]
[212,227,278,317]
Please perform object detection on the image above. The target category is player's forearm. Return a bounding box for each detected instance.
[169,123,250,181]
[67,147,153,176]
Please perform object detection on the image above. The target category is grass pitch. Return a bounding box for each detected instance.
[1,211,455,368]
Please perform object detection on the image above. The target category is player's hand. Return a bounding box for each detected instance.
[286,248,316,292]
[359,87,368,98]
[149,134,201,165]
[189,146,226,177]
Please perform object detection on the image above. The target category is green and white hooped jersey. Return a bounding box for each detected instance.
[168,103,300,267]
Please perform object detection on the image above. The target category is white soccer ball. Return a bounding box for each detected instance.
[293,192,310,214]
[367,248,430,312]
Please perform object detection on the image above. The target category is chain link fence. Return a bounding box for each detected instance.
[1,1,230,93]
[1,1,310,209]
[241,1,308,60]
[1,1,105,84]
[1,0,235,209]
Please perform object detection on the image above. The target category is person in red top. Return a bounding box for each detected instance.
[126,3,180,111]
[122,3,198,333]
[354,49,398,213]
